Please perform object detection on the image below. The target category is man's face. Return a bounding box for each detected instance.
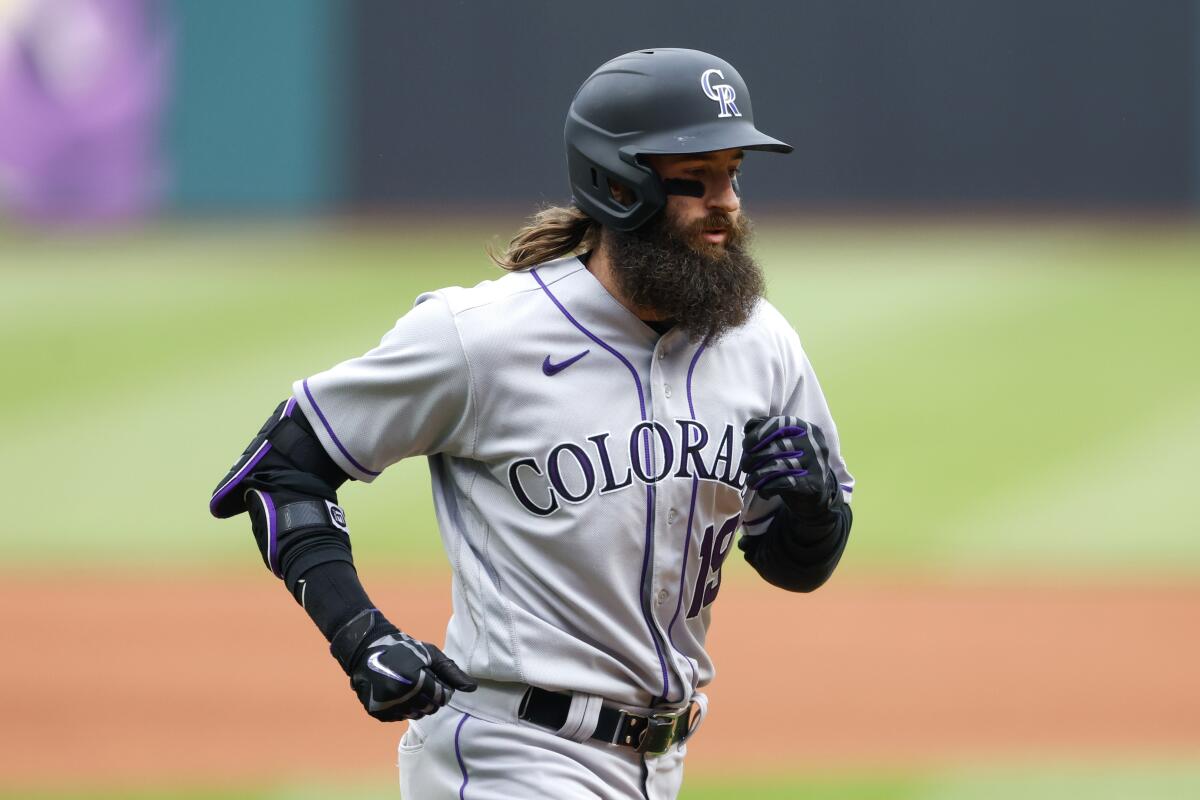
[602,147,764,342]
[644,148,744,252]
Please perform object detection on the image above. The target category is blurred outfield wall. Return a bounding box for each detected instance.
[158,0,1200,215]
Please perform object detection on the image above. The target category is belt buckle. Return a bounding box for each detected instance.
[639,713,681,756]
[613,708,688,756]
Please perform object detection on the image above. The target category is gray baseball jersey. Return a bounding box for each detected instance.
[293,256,853,709]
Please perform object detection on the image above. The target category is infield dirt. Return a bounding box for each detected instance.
[1,572,1197,787]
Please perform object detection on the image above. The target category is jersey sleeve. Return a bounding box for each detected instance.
[742,322,854,536]
[291,293,473,482]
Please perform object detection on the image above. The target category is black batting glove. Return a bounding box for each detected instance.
[329,608,477,722]
[741,416,842,519]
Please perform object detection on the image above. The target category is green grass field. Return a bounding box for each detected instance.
[2,219,1197,574]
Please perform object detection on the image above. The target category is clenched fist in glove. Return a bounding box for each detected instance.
[737,416,851,592]
[740,416,842,518]
[330,608,477,722]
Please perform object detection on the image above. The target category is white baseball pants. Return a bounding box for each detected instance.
[398,681,691,799]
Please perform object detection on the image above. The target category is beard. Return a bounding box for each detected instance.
[603,207,764,342]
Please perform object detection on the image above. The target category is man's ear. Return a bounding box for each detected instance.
[607,178,635,207]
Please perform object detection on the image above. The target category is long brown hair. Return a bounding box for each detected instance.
[489,205,600,271]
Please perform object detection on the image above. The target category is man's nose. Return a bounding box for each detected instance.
[706,175,740,214]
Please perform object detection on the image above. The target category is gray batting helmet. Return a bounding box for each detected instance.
[565,48,792,232]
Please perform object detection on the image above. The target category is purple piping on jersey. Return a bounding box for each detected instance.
[531,269,647,417]
[664,341,709,700]
[665,475,701,700]
[746,425,806,453]
[208,398,296,516]
[454,712,471,799]
[685,343,707,415]
[752,468,809,491]
[841,484,854,493]
[302,378,381,478]
[743,509,780,527]
[638,484,669,697]
[531,267,670,700]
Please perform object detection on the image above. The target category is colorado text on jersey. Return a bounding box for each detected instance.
[507,419,746,516]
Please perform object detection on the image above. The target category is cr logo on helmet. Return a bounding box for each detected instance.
[701,69,742,118]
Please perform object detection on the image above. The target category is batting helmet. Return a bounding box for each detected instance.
[565,48,792,232]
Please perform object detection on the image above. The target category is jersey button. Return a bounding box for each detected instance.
[667,509,678,524]
[663,384,672,398]
[656,589,669,605]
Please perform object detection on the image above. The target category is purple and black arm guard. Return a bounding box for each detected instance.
[209,398,354,596]
[209,400,477,719]
[210,397,345,519]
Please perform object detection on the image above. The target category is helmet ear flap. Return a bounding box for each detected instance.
[567,140,666,231]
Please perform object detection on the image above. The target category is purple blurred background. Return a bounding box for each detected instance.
[0,0,169,223]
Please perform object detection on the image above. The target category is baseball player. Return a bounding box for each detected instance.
[211,48,853,799]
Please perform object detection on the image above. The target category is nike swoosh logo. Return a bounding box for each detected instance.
[367,651,413,685]
[543,349,590,376]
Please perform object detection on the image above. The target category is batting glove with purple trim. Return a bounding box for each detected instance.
[330,609,477,722]
[740,416,841,519]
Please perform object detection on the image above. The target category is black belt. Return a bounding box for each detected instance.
[518,686,695,756]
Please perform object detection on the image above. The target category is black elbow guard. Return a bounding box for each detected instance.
[245,486,353,593]
[210,398,354,592]
[210,398,348,519]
